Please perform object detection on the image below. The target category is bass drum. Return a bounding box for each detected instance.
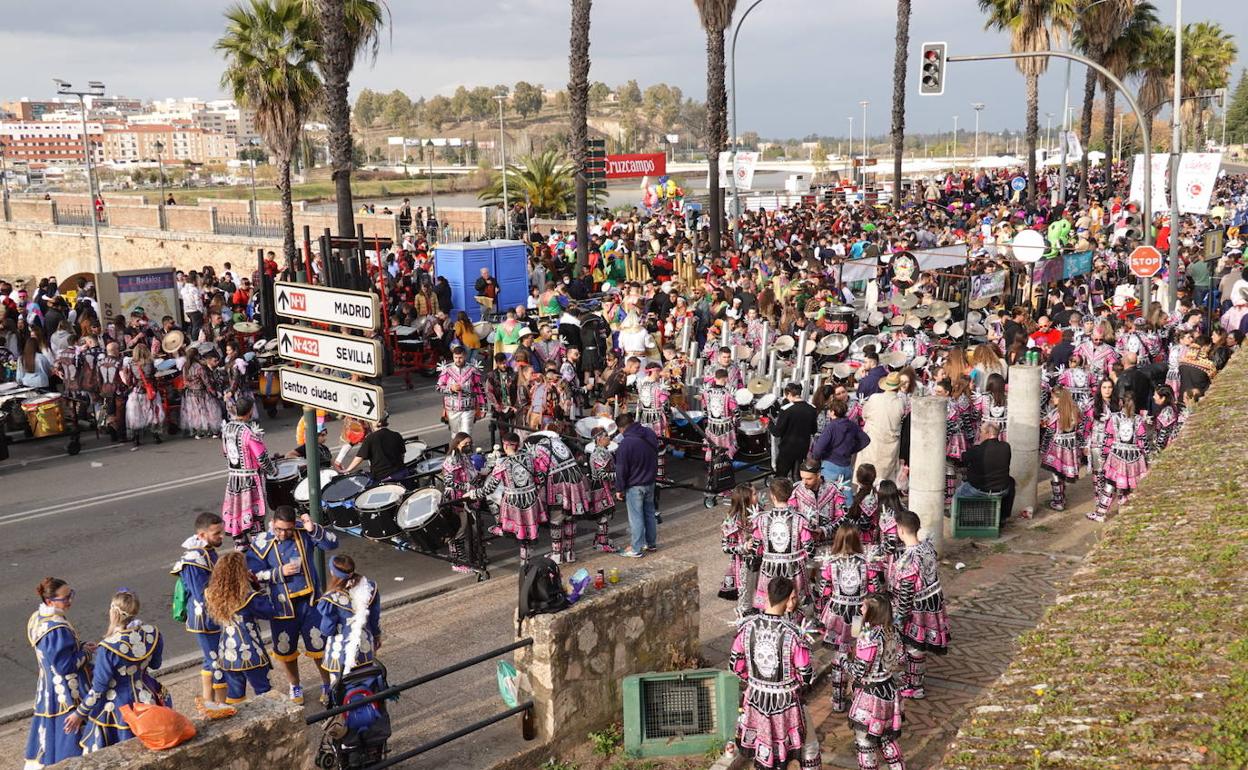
[293,469,339,515]
[266,459,305,510]
[737,419,769,457]
[321,472,373,528]
[355,483,407,541]
[397,488,458,552]
[827,306,857,337]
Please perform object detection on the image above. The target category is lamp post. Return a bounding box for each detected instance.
[1044,112,1054,158]
[1166,0,1183,305]
[859,100,869,188]
[972,102,985,160]
[54,78,105,274]
[153,139,167,230]
[424,139,437,227]
[952,115,959,159]
[847,116,854,184]
[730,0,767,245]
[495,94,511,240]
[246,138,260,233]
[0,141,10,222]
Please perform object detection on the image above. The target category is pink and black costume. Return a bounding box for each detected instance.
[730,612,820,770]
[436,362,484,439]
[529,434,591,563]
[848,622,906,770]
[220,419,277,541]
[819,552,867,713]
[888,539,950,699]
[944,394,972,508]
[1040,409,1082,511]
[751,505,816,612]
[440,452,479,570]
[480,449,548,565]
[1096,411,1149,519]
[788,479,846,569]
[701,381,739,461]
[586,445,618,554]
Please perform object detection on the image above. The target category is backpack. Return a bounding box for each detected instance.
[171,577,188,624]
[517,556,568,633]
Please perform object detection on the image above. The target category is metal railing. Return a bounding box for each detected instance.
[216,212,283,238]
[56,204,107,228]
[306,637,535,769]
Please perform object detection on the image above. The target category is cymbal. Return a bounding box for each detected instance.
[734,344,754,361]
[816,333,849,356]
[881,350,909,369]
[968,296,992,310]
[773,335,796,352]
[160,329,185,354]
[897,293,919,310]
[233,321,261,334]
[832,362,856,380]
[747,376,773,395]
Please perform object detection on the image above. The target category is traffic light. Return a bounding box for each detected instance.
[584,138,606,190]
[919,42,947,96]
[1122,202,1143,242]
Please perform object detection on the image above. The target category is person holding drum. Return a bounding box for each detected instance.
[480,431,549,568]
[247,506,338,706]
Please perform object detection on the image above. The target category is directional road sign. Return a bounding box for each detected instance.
[278,367,384,422]
[1129,245,1163,278]
[276,324,382,377]
[274,281,379,331]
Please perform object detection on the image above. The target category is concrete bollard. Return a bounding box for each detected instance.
[910,395,948,549]
[1006,364,1042,518]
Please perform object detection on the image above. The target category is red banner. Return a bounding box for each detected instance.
[604,153,666,179]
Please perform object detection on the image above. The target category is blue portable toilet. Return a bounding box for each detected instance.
[485,240,529,316]
[434,240,530,321]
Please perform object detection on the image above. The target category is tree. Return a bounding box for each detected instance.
[693,0,737,262]
[513,81,544,119]
[568,0,592,270]
[588,81,611,107]
[425,95,453,131]
[477,149,605,215]
[617,80,642,111]
[979,0,1078,203]
[217,0,321,266]
[468,86,497,120]
[890,0,911,204]
[1073,0,1133,206]
[1139,22,1238,147]
[380,89,415,128]
[354,87,381,126]
[1096,1,1158,195]
[1227,69,1248,145]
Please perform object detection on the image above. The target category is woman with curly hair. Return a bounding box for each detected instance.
[205,551,280,705]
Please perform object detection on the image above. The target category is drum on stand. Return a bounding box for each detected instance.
[737,418,769,457]
[321,473,373,528]
[402,439,428,470]
[397,488,458,552]
[671,410,705,444]
[21,394,65,437]
[827,306,857,336]
[413,451,447,487]
[753,393,778,418]
[266,459,305,510]
[355,483,408,541]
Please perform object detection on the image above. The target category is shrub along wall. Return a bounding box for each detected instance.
[941,349,1248,769]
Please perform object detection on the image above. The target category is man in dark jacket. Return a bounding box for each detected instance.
[769,383,819,478]
[613,413,659,558]
[1113,352,1153,413]
[960,423,1016,519]
[810,400,870,485]
[856,349,888,397]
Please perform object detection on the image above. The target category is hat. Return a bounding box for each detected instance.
[880,372,902,391]
[773,335,796,352]
[518,326,533,338]
[911,355,929,370]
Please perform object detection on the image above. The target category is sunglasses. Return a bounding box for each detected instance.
[50,590,76,603]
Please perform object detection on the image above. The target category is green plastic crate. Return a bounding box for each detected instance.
[952,494,1003,538]
[622,668,740,758]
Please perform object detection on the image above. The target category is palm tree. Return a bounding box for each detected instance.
[1073,0,1133,206]
[217,0,321,267]
[308,0,386,241]
[1096,1,1158,193]
[568,0,592,271]
[979,0,1079,203]
[891,0,911,204]
[1138,22,1238,148]
[477,149,605,216]
[693,0,738,262]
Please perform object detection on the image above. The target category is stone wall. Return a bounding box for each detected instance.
[52,193,150,208]
[48,691,311,770]
[514,559,700,744]
[164,206,216,233]
[8,199,55,224]
[105,205,163,230]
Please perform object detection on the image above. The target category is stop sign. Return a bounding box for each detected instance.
[1129,245,1163,278]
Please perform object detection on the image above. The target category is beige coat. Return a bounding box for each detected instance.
[857,390,906,482]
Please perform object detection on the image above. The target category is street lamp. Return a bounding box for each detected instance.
[0,141,10,222]
[54,78,105,274]
[424,139,437,229]
[153,139,166,205]
[494,94,511,240]
[245,138,260,232]
[729,0,767,245]
[1044,112,1054,157]
[859,100,869,188]
[952,115,959,159]
[846,116,853,182]
[971,102,985,160]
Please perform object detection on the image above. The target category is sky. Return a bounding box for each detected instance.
[0,0,1241,141]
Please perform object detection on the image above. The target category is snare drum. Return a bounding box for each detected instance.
[414,452,447,480]
[828,306,857,336]
[737,419,769,457]
[321,473,373,528]
[21,394,65,437]
[294,469,340,513]
[355,483,407,541]
[402,439,428,469]
[753,393,777,416]
[397,488,458,552]
[266,459,305,510]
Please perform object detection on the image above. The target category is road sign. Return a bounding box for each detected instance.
[278,367,384,422]
[1011,176,1026,192]
[274,282,379,331]
[276,324,382,377]
[1203,229,1224,259]
[1129,245,1163,278]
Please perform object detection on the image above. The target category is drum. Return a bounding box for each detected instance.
[397,488,458,552]
[754,393,777,416]
[321,473,373,528]
[294,469,339,507]
[266,459,305,510]
[672,410,705,444]
[575,416,616,439]
[828,306,857,336]
[737,419,769,457]
[21,395,65,437]
[258,367,281,397]
[402,439,428,469]
[356,483,407,541]
[414,452,447,480]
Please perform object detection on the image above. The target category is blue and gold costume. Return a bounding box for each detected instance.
[25,605,89,768]
[171,535,225,694]
[216,589,283,703]
[317,578,382,682]
[76,622,167,753]
[246,522,338,662]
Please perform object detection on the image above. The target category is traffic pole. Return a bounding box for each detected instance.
[304,406,326,586]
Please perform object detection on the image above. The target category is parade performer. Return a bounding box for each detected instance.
[585,427,620,554]
[437,345,484,440]
[720,483,759,619]
[1085,379,1117,517]
[789,459,846,568]
[705,346,747,392]
[751,477,816,613]
[441,432,483,574]
[702,367,740,461]
[1074,321,1120,381]
[123,344,164,448]
[1149,385,1181,458]
[171,513,233,716]
[848,464,880,547]
[1056,352,1094,411]
[730,575,821,770]
[222,340,258,421]
[975,373,1008,442]
[635,361,670,437]
[485,352,519,445]
[68,591,168,753]
[1093,398,1149,521]
[481,432,549,567]
[526,366,574,431]
[95,341,126,442]
[529,431,591,563]
[180,347,222,439]
[317,555,382,685]
[819,525,867,714]
[25,578,89,769]
[848,593,907,770]
[205,552,281,704]
[247,507,338,705]
[1041,387,1083,511]
[220,396,277,546]
[888,510,951,700]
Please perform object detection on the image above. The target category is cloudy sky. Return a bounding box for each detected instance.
[0,0,1241,140]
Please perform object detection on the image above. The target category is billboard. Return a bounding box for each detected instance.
[604,153,666,179]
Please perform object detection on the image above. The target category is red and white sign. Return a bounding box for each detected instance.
[274,281,379,331]
[1128,245,1163,278]
[604,153,666,179]
[276,324,382,377]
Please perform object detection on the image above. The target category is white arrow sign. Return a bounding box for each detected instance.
[274,281,379,331]
[277,324,382,377]
[278,367,385,422]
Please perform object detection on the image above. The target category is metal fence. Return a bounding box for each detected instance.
[215,212,283,238]
[56,204,106,228]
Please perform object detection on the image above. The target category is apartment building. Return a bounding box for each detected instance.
[101,124,239,166]
[0,120,108,165]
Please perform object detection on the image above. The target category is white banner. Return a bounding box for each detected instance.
[1064,131,1083,161]
[1176,152,1222,215]
[717,151,758,190]
[1129,154,1170,213]
[387,136,405,146]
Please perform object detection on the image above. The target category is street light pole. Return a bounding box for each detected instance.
[972,102,984,160]
[1166,0,1183,306]
[952,115,959,159]
[1044,112,1053,158]
[730,0,766,246]
[860,100,869,189]
[425,139,437,228]
[0,141,10,222]
[495,94,511,240]
[847,116,854,184]
[154,139,167,229]
[55,78,105,275]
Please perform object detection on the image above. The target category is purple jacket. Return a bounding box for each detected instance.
[614,423,659,492]
[810,416,870,467]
